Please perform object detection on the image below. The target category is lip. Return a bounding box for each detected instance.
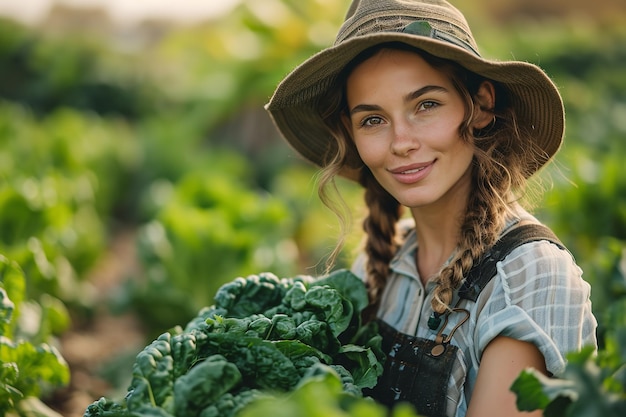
[388,160,435,184]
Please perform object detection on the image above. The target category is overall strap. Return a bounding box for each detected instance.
[458,224,565,301]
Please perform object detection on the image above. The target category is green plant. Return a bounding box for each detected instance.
[0,254,70,417]
[125,166,298,333]
[511,341,626,417]
[84,269,384,417]
[0,104,140,308]
[0,18,157,118]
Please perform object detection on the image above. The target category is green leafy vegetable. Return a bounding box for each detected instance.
[85,269,384,417]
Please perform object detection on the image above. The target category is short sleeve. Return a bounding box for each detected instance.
[474,240,598,376]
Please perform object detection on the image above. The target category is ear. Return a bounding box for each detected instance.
[472,81,496,129]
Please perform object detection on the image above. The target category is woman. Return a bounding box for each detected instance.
[266,1,597,416]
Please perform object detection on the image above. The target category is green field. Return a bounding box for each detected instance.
[0,1,625,416]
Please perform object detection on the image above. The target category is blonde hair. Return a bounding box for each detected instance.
[317,43,544,320]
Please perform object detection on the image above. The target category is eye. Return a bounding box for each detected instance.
[360,115,384,127]
[418,100,439,111]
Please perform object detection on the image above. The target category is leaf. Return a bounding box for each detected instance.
[304,286,352,338]
[282,280,307,311]
[512,346,626,417]
[214,273,286,318]
[127,333,175,410]
[39,293,71,338]
[0,255,25,338]
[274,339,331,365]
[270,314,297,339]
[169,332,198,379]
[338,344,384,389]
[313,269,369,315]
[173,355,241,416]
[200,334,301,391]
[558,347,626,417]
[0,288,14,334]
[510,368,576,412]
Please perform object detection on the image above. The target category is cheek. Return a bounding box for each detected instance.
[429,116,466,150]
[353,136,387,166]
[449,137,476,171]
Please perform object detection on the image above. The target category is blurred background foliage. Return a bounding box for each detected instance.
[0,0,624,415]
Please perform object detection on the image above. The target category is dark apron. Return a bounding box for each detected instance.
[365,310,468,417]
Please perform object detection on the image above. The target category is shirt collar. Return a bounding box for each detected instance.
[389,227,419,280]
[387,208,533,283]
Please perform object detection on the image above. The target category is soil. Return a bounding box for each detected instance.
[47,229,149,417]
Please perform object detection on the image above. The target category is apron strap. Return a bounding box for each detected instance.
[459,224,565,301]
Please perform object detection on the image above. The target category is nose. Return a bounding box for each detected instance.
[390,119,420,156]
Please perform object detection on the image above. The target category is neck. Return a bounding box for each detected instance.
[412,214,462,285]
[410,189,469,285]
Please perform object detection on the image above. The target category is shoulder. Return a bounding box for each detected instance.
[484,215,585,299]
[473,235,597,376]
[475,235,593,320]
[498,238,587,301]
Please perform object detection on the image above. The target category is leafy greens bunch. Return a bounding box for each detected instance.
[85,269,385,417]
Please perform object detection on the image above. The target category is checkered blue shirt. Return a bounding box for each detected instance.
[351,212,597,417]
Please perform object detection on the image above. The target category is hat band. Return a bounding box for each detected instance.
[401,21,480,57]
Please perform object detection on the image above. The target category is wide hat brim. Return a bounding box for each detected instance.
[266,30,564,181]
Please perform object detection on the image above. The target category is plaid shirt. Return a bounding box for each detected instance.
[352,213,598,417]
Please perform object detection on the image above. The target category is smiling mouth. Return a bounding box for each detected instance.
[390,161,434,175]
[387,161,435,184]
[400,166,427,174]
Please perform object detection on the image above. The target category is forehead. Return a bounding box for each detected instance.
[345,48,453,97]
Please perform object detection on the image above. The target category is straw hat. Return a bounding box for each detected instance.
[265,0,564,179]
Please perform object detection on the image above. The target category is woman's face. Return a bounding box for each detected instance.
[346,48,482,212]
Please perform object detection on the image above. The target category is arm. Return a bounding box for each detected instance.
[466,335,547,417]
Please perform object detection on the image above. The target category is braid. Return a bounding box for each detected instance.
[431,179,507,314]
[430,105,532,313]
[359,171,403,321]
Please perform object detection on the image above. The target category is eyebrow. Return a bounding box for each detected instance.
[404,85,449,103]
[349,85,449,116]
